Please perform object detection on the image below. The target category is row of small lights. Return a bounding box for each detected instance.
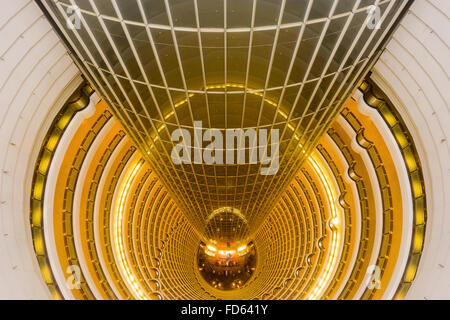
[155,83,282,134]
[113,160,149,300]
[306,154,341,300]
[205,244,248,257]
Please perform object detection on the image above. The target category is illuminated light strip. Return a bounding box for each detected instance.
[156,83,307,153]
[358,80,426,299]
[113,160,148,300]
[164,111,174,120]
[151,83,309,160]
[173,93,195,109]
[218,250,236,255]
[162,84,280,121]
[237,245,247,252]
[205,250,216,257]
[207,207,247,223]
[160,84,309,153]
[30,84,94,300]
[306,154,342,300]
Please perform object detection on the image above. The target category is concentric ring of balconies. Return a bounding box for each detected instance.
[30,80,425,299]
[39,0,412,243]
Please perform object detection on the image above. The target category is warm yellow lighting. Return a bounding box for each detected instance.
[164,111,175,120]
[113,160,149,300]
[57,113,72,130]
[207,207,247,223]
[237,245,247,252]
[33,232,45,255]
[206,245,217,252]
[174,93,195,109]
[33,176,44,200]
[218,250,235,256]
[331,217,340,227]
[306,154,342,300]
[31,201,42,227]
[278,110,288,119]
[38,151,51,175]
[40,262,53,284]
[205,250,216,257]
[46,134,60,152]
[158,83,312,157]
[163,84,281,121]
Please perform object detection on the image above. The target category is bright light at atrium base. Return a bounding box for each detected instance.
[113,154,342,299]
[198,242,256,291]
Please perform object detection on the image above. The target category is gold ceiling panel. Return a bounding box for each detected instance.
[40,0,411,244]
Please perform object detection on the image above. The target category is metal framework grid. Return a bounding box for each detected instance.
[40,0,410,243]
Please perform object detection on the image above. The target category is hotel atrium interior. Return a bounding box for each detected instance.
[0,0,448,300]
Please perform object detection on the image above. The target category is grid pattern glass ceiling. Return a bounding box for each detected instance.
[42,0,410,243]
